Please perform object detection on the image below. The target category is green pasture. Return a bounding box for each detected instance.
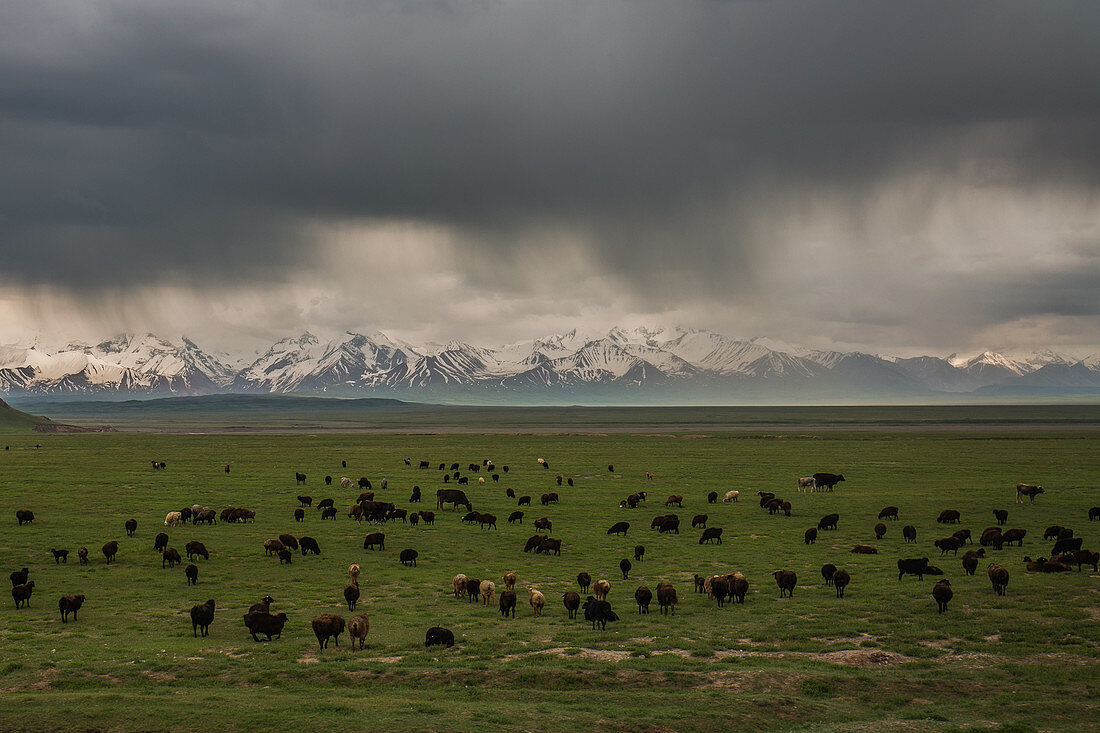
[0,428,1097,731]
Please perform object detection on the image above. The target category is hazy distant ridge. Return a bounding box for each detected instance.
[1,328,1098,402]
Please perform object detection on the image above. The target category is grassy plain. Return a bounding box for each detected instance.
[0,412,1097,731]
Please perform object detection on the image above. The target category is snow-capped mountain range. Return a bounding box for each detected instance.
[1,329,1098,402]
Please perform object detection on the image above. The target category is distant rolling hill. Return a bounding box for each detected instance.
[0,397,50,433]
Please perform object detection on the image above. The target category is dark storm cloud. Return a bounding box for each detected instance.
[0,0,1098,350]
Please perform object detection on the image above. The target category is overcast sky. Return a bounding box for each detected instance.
[1,0,1098,358]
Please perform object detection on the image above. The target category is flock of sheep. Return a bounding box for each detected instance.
[8,452,1100,653]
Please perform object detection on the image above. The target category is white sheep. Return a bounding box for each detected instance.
[723,490,740,503]
[164,511,182,526]
[528,587,545,616]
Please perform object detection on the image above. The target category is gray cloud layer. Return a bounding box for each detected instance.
[1,1,1098,354]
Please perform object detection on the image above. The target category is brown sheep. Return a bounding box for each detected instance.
[902,525,917,543]
[162,548,181,569]
[1000,528,1027,547]
[665,494,684,508]
[348,563,361,583]
[58,594,85,622]
[936,509,961,524]
[932,579,953,613]
[185,564,198,586]
[634,586,652,614]
[874,523,887,540]
[77,547,89,565]
[492,589,514,618]
[344,583,360,611]
[691,514,708,529]
[12,581,34,609]
[277,548,293,564]
[993,509,1009,526]
[312,614,345,650]
[562,591,580,619]
[185,541,208,561]
[452,573,468,599]
[878,506,899,520]
[961,548,986,575]
[348,613,370,649]
[935,537,963,556]
[634,545,645,561]
[125,518,137,537]
[1023,556,1071,573]
[503,571,517,591]
[278,534,299,551]
[102,541,119,564]
[772,570,796,597]
[987,563,1009,596]
[831,569,850,598]
[577,572,592,593]
[528,588,546,617]
[850,545,878,554]
[263,539,285,556]
[821,563,838,586]
[190,599,215,637]
[729,572,749,604]
[593,579,611,601]
[480,580,495,606]
[804,527,818,545]
[656,582,678,615]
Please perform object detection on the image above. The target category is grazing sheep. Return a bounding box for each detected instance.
[528,588,546,617]
[58,594,85,622]
[634,586,652,614]
[1089,506,1100,521]
[537,537,562,555]
[183,563,198,585]
[363,533,386,551]
[804,527,818,545]
[878,506,899,521]
[499,589,517,618]
[348,613,370,649]
[1051,537,1083,555]
[593,579,611,601]
[850,545,878,555]
[607,521,629,536]
[699,527,723,545]
[710,576,730,607]
[897,558,930,580]
[620,559,632,580]
[12,581,34,609]
[425,626,454,648]
[797,477,817,491]
[263,539,285,556]
[1024,556,1071,573]
[935,537,963,556]
[773,570,797,598]
[707,491,718,504]
[831,569,851,598]
[243,611,288,641]
[299,536,321,555]
[633,545,645,561]
[452,573,468,599]
[524,535,547,553]
[517,496,531,506]
[278,534,299,551]
[562,591,580,619]
[656,583,678,615]
[125,518,138,537]
[993,509,1009,526]
[1000,528,1027,547]
[729,573,749,604]
[164,511,182,527]
[1015,483,1044,504]
[190,599,215,637]
[658,518,680,535]
[77,547,88,565]
[417,511,435,526]
[502,571,517,591]
[312,614,345,650]
[874,523,887,540]
[508,511,524,524]
[988,563,1009,596]
[952,529,972,545]
[691,514,708,529]
[277,548,293,564]
[321,507,338,520]
[185,541,209,561]
[818,564,837,588]
[723,490,740,503]
[902,525,917,543]
[399,549,418,567]
[506,488,516,499]
[665,494,684,508]
[480,580,495,606]
[818,514,840,531]
[102,541,119,564]
[961,548,986,575]
[16,509,35,525]
[1059,549,1099,572]
[1043,525,1064,541]
[980,527,1004,549]
[535,517,553,533]
[937,509,961,524]
[410,486,422,503]
[932,579,953,613]
[465,578,481,604]
[577,572,592,594]
[50,548,68,564]
[582,596,619,630]
[344,583,360,611]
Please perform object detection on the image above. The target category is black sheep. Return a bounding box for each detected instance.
[607,521,629,536]
[244,611,288,641]
[125,518,138,537]
[12,581,34,609]
[620,559,632,580]
[399,549,418,567]
[425,626,455,648]
[634,586,652,614]
[50,548,68,564]
[773,570,797,598]
[562,591,580,619]
[300,536,321,555]
[191,599,215,637]
[312,614,345,650]
[499,590,517,618]
[932,580,953,613]
[185,564,199,586]
[9,568,29,587]
[102,541,119,564]
[582,596,619,630]
[344,583,360,611]
[576,572,591,594]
